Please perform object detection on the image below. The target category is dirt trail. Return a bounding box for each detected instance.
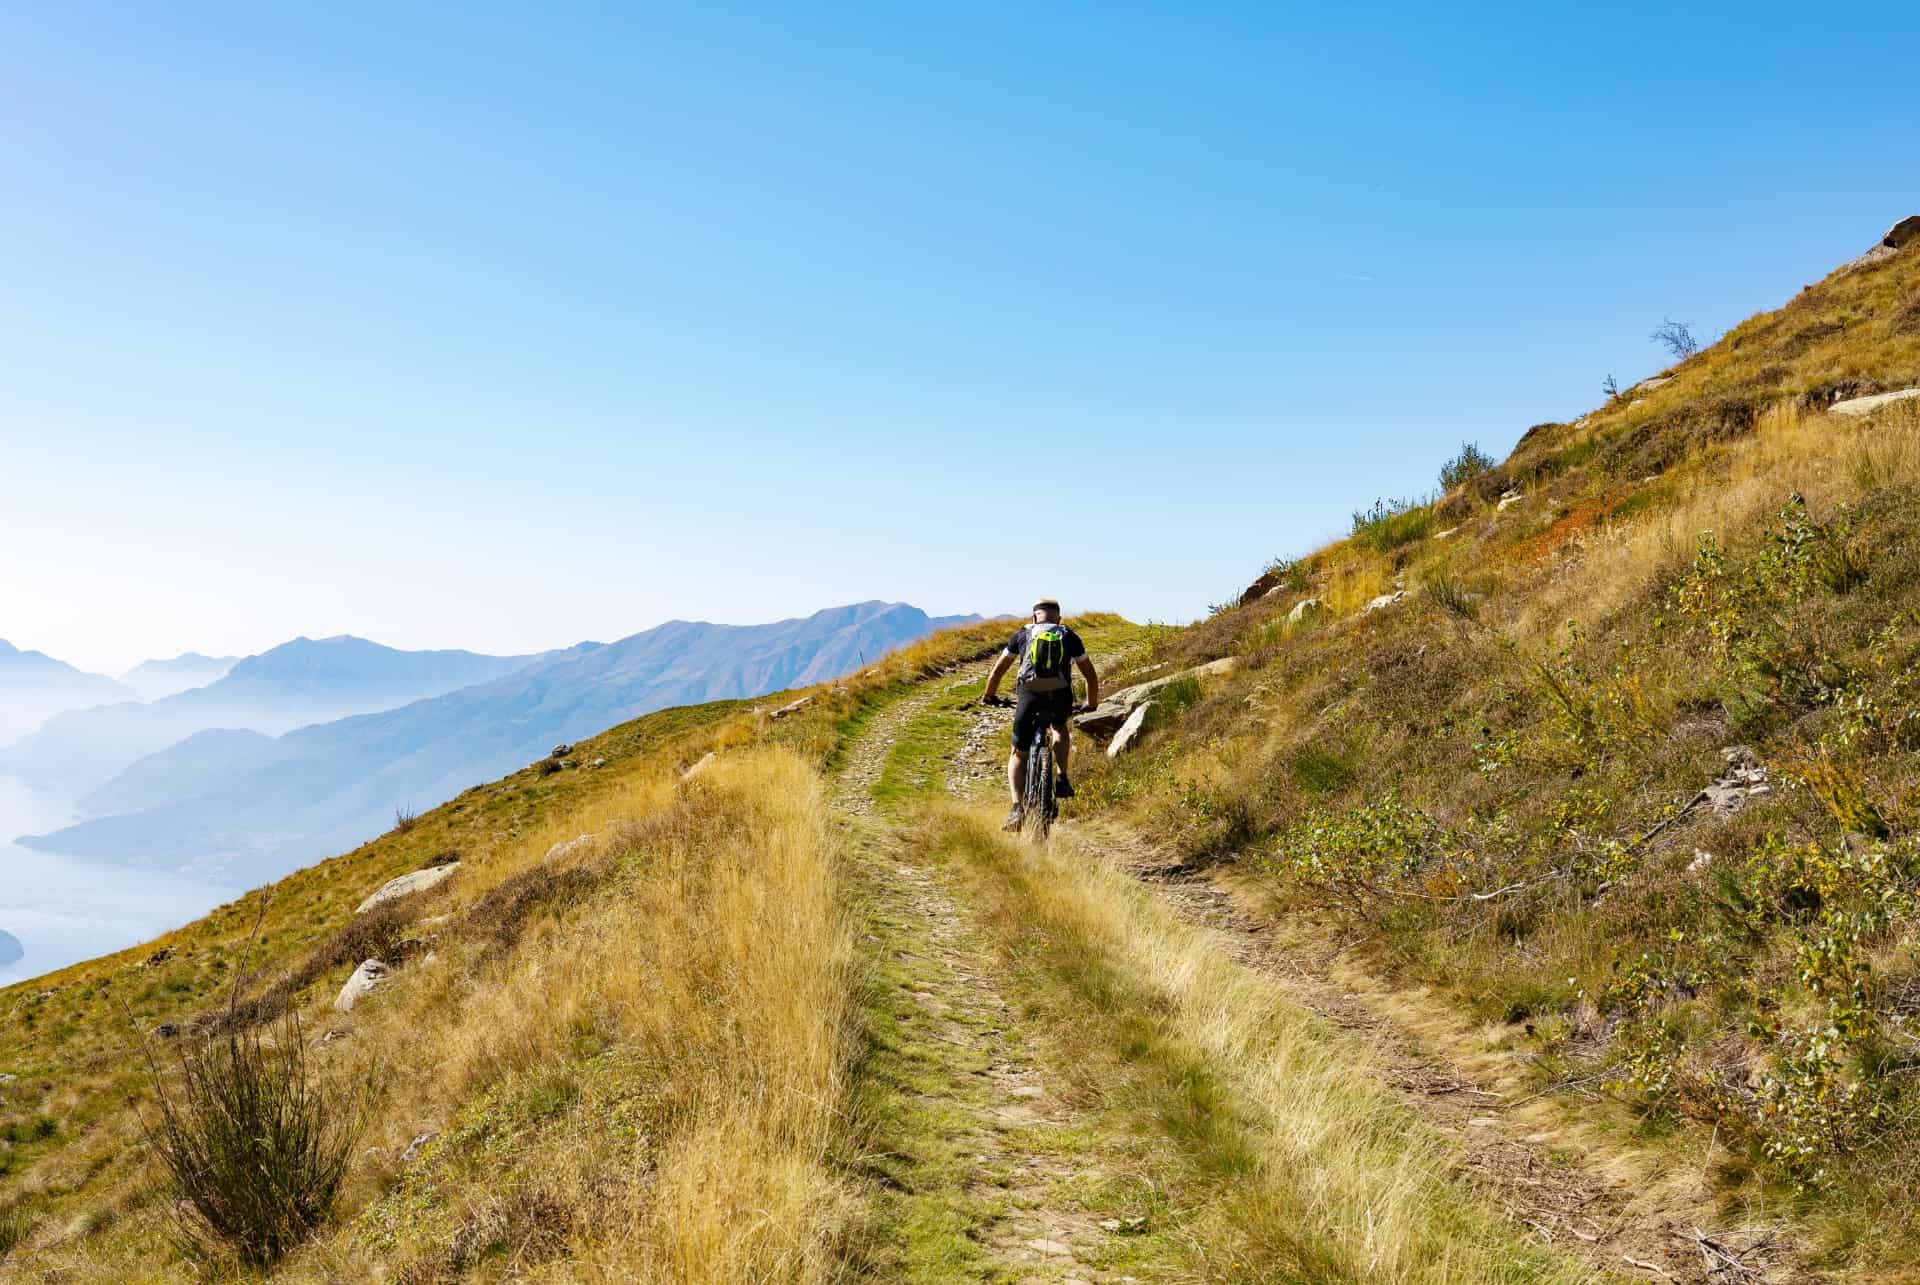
[941,695,1803,1282]
[855,670,1815,1282]
[1079,823,1805,1285]
[835,680,1136,1283]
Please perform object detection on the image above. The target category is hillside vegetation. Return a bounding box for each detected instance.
[5,225,1920,1282]
[1074,225,1920,1258]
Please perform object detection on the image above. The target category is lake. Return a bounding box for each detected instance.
[0,774,240,987]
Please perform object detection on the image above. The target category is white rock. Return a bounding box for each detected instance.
[545,834,595,863]
[1362,590,1406,614]
[1431,526,1459,540]
[1689,849,1714,874]
[681,751,718,781]
[770,695,814,720]
[1287,597,1325,623]
[400,1130,438,1164]
[1829,388,1920,418]
[1025,1238,1074,1257]
[355,863,460,914]
[335,959,391,1012]
[1632,376,1673,392]
[1497,491,1524,511]
[1108,703,1151,758]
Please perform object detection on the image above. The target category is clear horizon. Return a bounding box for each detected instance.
[5,3,1918,676]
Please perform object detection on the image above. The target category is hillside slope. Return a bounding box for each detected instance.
[7,223,1920,1282]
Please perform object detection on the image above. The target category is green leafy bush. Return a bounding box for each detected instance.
[1438,441,1495,491]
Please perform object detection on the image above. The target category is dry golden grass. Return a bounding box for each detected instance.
[1515,397,1920,637]
[314,749,856,1282]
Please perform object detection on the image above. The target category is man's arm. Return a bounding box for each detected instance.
[982,651,1015,702]
[1075,655,1099,709]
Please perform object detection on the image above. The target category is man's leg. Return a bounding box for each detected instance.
[1007,750,1026,804]
[1052,724,1071,781]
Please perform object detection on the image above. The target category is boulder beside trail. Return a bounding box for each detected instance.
[335,959,391,1012]
[1074,657,1238,737]
[770,696,813,720]
[1287,597,1324,624]
[1107,704,1151,757]
[356,863,461,914]
[682,751,718,781]
[1830,388,1920,419]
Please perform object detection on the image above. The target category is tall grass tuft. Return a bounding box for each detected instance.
[142,1014,368,1264]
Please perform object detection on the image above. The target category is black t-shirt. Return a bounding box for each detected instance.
[1005,622,1087,691]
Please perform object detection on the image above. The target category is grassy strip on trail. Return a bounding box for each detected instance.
[921,807,1595,1284]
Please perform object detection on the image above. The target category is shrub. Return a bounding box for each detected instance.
[1438,441,1495,491]
[1423,574,1479,620]
[0,1204,32,1255]
[142,1015,368,1264]
[392,804,417,833]
[1651,317,1700,360]
[1350,495,1436,551]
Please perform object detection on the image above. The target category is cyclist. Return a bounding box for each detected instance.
[981,598,1099,831]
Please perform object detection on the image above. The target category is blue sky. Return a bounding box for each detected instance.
[3,2,1916,675]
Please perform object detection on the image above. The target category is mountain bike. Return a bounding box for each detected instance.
[983,695,1085,842]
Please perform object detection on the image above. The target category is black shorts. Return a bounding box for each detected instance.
[1012,687,1073,750]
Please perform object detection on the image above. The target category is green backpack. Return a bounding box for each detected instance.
[1022,625,1072,692]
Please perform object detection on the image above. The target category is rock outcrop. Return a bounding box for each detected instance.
[1107,703,1151,757]
[335,959,391,1012]
[682,751,719,781]
[355,862,461,914]
[1884,215,1920,250]
[1074,657,1237,737]
[1287,597,1324,624]
[1830,388,1920,418]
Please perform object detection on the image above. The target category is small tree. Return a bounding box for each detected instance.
[1438,442,1495,491]
[1602,374,1620,399]
[1651,318,1700,361]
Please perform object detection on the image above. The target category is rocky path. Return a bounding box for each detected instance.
[835,680,1152,1283]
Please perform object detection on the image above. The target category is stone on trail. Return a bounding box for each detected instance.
[1829,388,1920,418]
[1107,703,1151,758]
[400,1130,438,1164]
[335,959,392,1013]
[1025,1238,1075,1257]
[355,862,461,914]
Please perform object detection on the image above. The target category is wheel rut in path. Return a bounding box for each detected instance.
[835,679,1144,1283]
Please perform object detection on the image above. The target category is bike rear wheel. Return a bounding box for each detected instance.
[1022,736,1055,842]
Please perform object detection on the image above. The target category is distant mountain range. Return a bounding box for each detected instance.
[0,640,130,744]
[22,603,977,883]
[2,636,553,798]
[118,652,239,702]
